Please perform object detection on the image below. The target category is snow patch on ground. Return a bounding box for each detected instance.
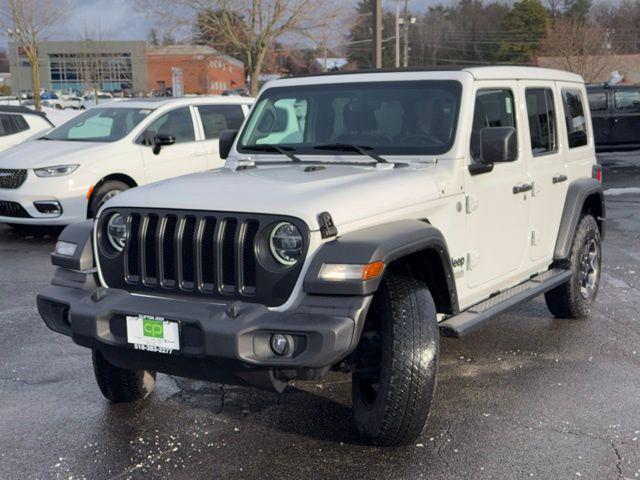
[604,187,640,196]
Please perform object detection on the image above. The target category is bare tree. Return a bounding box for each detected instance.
[0,0,67,110]
[139,0,336,96]
[540,18,616,82]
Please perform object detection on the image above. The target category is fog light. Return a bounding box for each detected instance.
[270,333,292,356]
[33,201,62,216]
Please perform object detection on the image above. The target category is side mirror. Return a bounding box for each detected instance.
[479,126,517,164]
[219,129,239,160]
[152,134,175,155]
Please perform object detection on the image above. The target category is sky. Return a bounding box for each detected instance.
[2,0,457,48]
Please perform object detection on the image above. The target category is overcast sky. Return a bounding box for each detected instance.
[2,0,459,47]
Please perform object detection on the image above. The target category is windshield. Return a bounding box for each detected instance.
[43,107,151,142]
[238,80,461,156]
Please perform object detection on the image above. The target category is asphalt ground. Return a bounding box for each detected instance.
[1,155,639,480]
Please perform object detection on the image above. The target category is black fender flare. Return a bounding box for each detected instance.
[51,219,95,271]
[303,220,458,311]
[554,178,605,261]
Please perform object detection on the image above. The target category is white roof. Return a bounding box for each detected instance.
[268,66,585,88]
[103,96,254,110]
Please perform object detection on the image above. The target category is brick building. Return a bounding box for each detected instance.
[147,45,245,95]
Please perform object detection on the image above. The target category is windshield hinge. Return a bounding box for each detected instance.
[318,212,338,239]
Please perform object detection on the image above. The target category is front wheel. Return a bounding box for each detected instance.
[352,274,439,446]
[88,180,129,218]
[92,350,156,403]
[545,215,602,318]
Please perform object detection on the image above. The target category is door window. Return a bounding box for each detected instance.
[525,88,557,155]
[140,107,195,145]
[614,89,640,112]
[197,105,244,139]
[587,92,607,111]
[561,89,588,148]
[470,89,516,162]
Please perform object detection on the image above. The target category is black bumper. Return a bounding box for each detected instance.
[37,279,371,388]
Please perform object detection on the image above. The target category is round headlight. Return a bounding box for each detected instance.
[107,213,128,252]
[269,222,303,266]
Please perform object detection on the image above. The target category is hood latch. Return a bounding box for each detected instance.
[318,212,338,239]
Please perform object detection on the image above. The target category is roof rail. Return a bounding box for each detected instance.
[0,105,54,126]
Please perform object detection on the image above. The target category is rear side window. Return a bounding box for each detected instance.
[525,88,557,155]
[0,114,29,136]
[197,105,244,139]
[587,92,607,111]
[470,89,516,162]
[614,89,640,112]
[561,89,588,149]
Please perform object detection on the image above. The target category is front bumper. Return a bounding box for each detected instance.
[0,172,88,225]
[37,277,371,388]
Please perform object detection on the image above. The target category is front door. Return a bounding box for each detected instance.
[139,106,207,183]
[465,84,531,290]
[520,82,568,264]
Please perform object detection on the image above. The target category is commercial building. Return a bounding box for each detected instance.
[8,41,147,94]
[147,45,245,95]
[7,41,245,96]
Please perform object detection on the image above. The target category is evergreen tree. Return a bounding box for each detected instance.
[498,0,548,64]
[347,0,395,69]
[149,28,160,47]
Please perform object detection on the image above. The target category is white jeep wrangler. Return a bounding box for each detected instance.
[38,67,604,446]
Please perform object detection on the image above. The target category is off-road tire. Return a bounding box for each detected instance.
[88,180,129,218]
[352,274,439,446]
[92,349,156,403]
[545,215,601,319]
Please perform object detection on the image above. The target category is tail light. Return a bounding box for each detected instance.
[592,164,602,183]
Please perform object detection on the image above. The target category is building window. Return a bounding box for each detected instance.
[48,52,133,93]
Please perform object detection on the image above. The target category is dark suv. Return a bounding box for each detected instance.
[587,84,640,151]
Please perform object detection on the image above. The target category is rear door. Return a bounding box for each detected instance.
[138,106,207,184]
[587,89,611,148]
[520,81,568,264]
[194,104,246,170]
[610,87,640,146]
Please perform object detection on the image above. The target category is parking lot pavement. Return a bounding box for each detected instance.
[1,156,639,480]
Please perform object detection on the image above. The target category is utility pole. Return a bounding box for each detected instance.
[372,0,382,69]
[395,1,400,68]
[402,0,409,67]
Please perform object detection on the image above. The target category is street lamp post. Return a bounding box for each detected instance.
[7,28,22,105]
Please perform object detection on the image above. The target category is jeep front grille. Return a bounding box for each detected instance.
[0,169,27,189]
[97,208,308,307]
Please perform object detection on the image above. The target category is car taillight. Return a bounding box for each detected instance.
[592,164,602,183]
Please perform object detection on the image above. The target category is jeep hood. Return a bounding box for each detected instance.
[0,139,110,169]
[104,163,441,231]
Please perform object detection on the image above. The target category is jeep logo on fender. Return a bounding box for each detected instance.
[143,319,164,339]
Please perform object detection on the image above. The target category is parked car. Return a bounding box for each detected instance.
[41,91,66,110]
[0,96,252,225]
[37,67,604,446]
[80,93,115,109]
[587,83,640,151]
[0,105,54,152]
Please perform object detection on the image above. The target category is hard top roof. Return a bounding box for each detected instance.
[275,65,584,84]
[100,96,253,110]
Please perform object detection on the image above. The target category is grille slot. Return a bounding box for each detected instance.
[120,211,266,299]
[0,200,30,218]
[0,169,27,189]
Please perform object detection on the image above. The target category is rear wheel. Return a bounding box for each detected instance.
[88,180,129,218]
[92,349,156,403]
[545,215,602,318]
[352,274,439,446]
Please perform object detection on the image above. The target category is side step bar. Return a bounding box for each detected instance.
[439,268,572,338]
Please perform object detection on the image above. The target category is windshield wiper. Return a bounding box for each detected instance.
[313,143,389,164]
[242,144,301,163]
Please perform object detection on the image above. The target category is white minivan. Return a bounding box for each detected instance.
[0,96,252,225]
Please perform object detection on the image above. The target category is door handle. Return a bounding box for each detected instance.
[513,183,533,194]
[552,174,568,184]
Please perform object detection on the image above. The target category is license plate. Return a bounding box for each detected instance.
[126,314,180,354]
